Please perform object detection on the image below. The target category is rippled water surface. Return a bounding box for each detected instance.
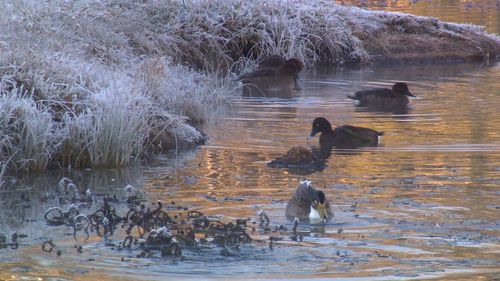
[1,61,499,280]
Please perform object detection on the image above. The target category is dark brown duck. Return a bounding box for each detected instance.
[256,55,287,69]
[238,56,303,96]
[309,117,383,148]
[348,82,415,107]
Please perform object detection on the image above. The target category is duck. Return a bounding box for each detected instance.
[256,55,287,69]
[267,146,326,174]
[285,180,333,222]
[238,56,304,96]
[309,117,383,148]
[348,82,415,107]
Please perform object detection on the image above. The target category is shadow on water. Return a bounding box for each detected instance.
[1,61,500,280]
[241,85,299,98]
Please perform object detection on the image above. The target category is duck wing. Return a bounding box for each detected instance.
[257,55,286,69]
[286,184,315,219]
[333,125,383,146]
[238,68,278,81]
[349,88,393,99]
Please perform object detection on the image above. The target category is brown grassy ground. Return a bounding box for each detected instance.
[346,10,499,64]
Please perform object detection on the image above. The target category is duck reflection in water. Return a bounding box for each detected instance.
[348,82,415,114]
[238,55,304,97]
[286,180,333,223]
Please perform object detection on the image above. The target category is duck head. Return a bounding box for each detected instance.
[392,82,415,97]
[286,58,304,71]
[280,58,304,77]
[309,117,333,138]
[309,189,329,222]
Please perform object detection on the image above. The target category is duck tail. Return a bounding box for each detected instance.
[347,94,357,100]
[377,131,385,136]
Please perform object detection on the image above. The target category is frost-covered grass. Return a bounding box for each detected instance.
[0,56,222,171]
[1,0,498,173]
[0,161,6,188]
[0,1,234,172]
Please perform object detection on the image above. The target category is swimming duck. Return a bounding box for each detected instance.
[348,82,415,107]
[267,146,326,174]
[256,55,287,69]
[309,117,383,148]
[238,56,304,96]
[285,180,333,222]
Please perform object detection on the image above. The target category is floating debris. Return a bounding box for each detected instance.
[32,177,320,261]
[44,204,80,226]
[38,186,260,260]
[124,184,143,204]
[41,240,55,253]
[0,233,22,249]
[257,209,270,226]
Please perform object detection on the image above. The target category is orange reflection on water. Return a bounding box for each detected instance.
[1,61,500,279]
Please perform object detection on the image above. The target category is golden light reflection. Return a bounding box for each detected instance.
[144,63,500,229]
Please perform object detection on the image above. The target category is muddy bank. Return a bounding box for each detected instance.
[108,0,499,67]
[346,9,500,64]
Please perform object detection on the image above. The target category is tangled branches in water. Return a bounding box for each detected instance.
[42,187,256,260]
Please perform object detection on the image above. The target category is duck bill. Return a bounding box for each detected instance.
[317,202,328,222]
[406,91,416,97]
[309,128,318,139]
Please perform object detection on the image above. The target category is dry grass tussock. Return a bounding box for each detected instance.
[1,0,499,173]
[0,0,232,172]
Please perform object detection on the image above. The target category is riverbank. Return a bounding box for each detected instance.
[1,0,498,174]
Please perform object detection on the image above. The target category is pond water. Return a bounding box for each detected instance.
[1,61,499,280]
[1,2,500,280]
